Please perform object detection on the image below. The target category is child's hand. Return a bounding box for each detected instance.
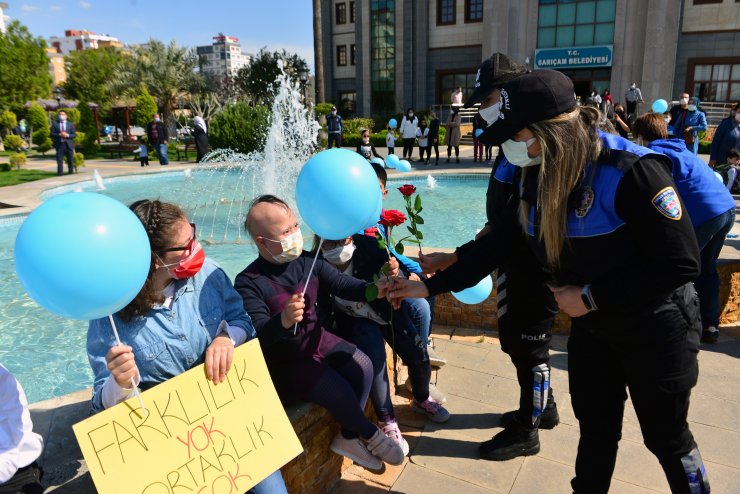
[382,258,400,277]
[375,277,390,299]
[281,293,305,329]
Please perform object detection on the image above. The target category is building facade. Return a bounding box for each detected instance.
[0,3,9,34]
[319,0,740,117]
[196,34,252,78]
[46,47,66,86]
[49,30,122,55]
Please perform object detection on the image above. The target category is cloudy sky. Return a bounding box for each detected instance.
[7,0,316,70]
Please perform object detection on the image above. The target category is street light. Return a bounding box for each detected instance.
[53,87,63,110]
[298,68,309,102]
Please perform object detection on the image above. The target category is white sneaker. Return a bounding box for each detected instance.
[330,433,382,470]
[363,427,405,465]
[404,378,448,404]
[381,420,409,456]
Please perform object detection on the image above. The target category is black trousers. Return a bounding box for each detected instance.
[55,146,74,175]
[568,283,708,494]
[402,138,415,158]
[496,269,557,428]
[327,133,341,148]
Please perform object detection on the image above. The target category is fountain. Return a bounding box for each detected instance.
[93,169,105,191]
[426,174,437,189]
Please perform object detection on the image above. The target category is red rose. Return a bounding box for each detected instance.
[379,209,406,228]
[398,184,417,197]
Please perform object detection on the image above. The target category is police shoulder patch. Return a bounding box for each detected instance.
[652,187,682,220]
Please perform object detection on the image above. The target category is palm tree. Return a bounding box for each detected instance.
[313,0,325,103]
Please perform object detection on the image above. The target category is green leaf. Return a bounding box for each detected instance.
[417,206,423,214]
[372,273,379,282]
[407,225,416,235]
[416,231,424,240]
[380,264,390,275]
[415,216,425,225]
[377,238,387,250]
[414,194,422,212]
[365,283,379,302]
[395,242,405,254]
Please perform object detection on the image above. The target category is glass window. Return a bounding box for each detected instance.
[438,70,477,103]
[350,1,356,23]
[351,44,356,65]
[337,45,347,66]
[336,2,347,24]
[575,24,594,45]
[730,83,740,101]
[595,0,616,22]
[557,3,576,24]
[438,0,456,25]
[372,1,396,113]
[713,64,731,81]
[576,1,595,23]
[538,27,556,48]
[465,0,483,22]
[339,91,357,114]
[694,64,712,80]
[539,4,557,26]
[690,59,740,101]
[556,25,574,46]
[732,64,740,80]
[593,23,614,44]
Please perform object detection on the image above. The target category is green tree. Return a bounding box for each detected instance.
[108,39,203,121]
[27,103,51,151]
[208,102,270,154]
[62,46,121,118]
[0,21,52,113]
[134,85,158,127]
[235,48,309,106]
[0,110,17,151]
[64,107,81,126]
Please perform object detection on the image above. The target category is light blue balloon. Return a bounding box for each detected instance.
[652,99,668,114]
[370,157,385,167]
[451,275,493,304]
[14,192,151,320]
[386,154,400,169]
[388,118,398,129]
[397,160,412,173]
[365,195,383,229]
[296,148,382,240]
[475,128,484,138]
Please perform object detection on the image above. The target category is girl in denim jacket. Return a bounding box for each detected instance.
[86,199,287,494]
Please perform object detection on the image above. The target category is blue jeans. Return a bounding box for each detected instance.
[694,208,735,328]
[155,143,169,164]
[405,297,431,343]
[249,470,288,494]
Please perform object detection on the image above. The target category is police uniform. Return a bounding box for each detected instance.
[456,157,559,439]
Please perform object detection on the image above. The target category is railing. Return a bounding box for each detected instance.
[669,101,734,127]
[430,104,480,125]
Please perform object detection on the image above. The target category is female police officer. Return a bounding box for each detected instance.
[390,69,709,493]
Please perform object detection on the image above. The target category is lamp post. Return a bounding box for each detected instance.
[298,68,309,102]
[53,87,63,111]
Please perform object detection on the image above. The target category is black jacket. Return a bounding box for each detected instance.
[146,121,168,145]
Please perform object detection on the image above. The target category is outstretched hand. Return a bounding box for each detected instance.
[419,251,457,274]
[387,277,430,309]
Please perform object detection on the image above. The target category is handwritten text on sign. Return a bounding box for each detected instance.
[73,340,302,494]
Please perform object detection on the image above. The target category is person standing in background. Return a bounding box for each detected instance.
[427,110,441,165]
[673,97,707,155]
[50,110,76,176]
[473,113,486,162]
[451,86,463,106]
[624,83,643,123]
[444,107,461,163]
[193,116,209,163]
[326,106,343,149]
[146,113,169,165]
[399,108,419,161]
[709,103,740,168]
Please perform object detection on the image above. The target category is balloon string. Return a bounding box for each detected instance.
[294,238,324,336]
[108,314,147,414]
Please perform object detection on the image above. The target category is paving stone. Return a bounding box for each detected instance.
[608,479,668,493]
[391,463,491,493]
[687,391,740,433]
[477,375,522,411]
[423,394,504,443]
[330,472,391,494]
[410,432,523,492]
[612,438,671,493]
[450,327,489,343]
[508,456,574,494]
[703,460,740,493]
[346,458,408,488]
[537,422,579,467]
[434,363,497,403]
[689,420,740,467]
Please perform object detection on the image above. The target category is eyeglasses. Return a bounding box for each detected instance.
[160,223,196,253]
[322,239,350,250]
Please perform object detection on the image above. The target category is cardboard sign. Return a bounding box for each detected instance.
[73,340,303,494]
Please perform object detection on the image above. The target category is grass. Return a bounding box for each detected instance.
[0,169,58,187]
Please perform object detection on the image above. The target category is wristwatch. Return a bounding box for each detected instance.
[581,284,598,312]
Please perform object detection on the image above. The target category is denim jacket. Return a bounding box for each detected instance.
[87,258,255,412]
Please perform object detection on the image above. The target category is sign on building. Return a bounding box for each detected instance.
[534,45,613,70]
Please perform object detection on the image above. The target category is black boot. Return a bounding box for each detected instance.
[479,421,540,461]
[500,403,560,430]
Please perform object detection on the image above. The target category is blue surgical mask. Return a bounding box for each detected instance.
[501,137,541,168]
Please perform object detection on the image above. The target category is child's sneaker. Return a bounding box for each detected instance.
[363,427,405,466]
[380,420,409,456]
[412,397,451,423]
[404,378,447,404]
[330,433,382,470]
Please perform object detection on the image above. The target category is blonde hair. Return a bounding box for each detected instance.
[520,106,602,269]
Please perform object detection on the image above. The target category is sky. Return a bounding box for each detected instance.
[6,0,316,71]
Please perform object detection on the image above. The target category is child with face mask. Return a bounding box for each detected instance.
[87,199,288,494]
[416,119,430,164]
[355,128,382,161]
[399,108,419,161]
[317,234,451,450]
[234,195,404,471]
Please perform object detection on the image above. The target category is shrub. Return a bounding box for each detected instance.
[27,103,47,130]
[699,140,711,155]
[32,124,50,146]
[74,131,86,148]
[36,138,53,154]
[0,110,17,134]
[135,85,158,126]
[3,134,24,151]
[209,103,271,155]
[0,162,10,172]
[64,107,81,126]
[9,152,27,170]
[315,103,334,117]
[82,130,100,156]
[74,152,85,169]
[343,118,375,135]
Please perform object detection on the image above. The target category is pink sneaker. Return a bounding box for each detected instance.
[412,397,451,423]
[363,427,405,466]
[381,420,409,456]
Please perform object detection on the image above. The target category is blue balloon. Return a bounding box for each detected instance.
[652,99,668,114]
[397,160,412,173]
[370,157,385,167]
[296,148,382,240]
[388,118,398,129]
[14,192,151,320]
[475,128,484,138]
[451,275,493,304]
[386,154,400,169]
[365,195,383,229]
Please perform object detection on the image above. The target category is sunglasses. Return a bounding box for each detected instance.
[160,223,196,253]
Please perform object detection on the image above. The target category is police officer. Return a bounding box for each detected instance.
[326,106,342,149]
[418,53,560,462]
[391,69,709,493]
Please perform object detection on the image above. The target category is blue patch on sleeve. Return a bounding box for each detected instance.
[652,187,683,220]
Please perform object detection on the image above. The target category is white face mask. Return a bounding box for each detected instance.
[735,113,740,122]
[332,110,337,115]
[59,115,67,121]
[362,137,370,144]
[154,117,160,122]
[631,84,636,89]
[323,242,356,265]
[501,137,542,168]
[478,101,501,126]
[688,105,697,112]
[264,230,303,263]
[679,97,689,105]
[408,112,413,118]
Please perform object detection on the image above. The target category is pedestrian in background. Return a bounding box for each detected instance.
[50,110,76,176]
[146,113,169,165]
[444,107,461,163]
[624,82,643,123]
[399,108,419,161]
[193,116,209,163]
[326,106,343,149]
[427,110,441,165]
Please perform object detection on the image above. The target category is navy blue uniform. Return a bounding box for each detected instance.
[427,132,709,493]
